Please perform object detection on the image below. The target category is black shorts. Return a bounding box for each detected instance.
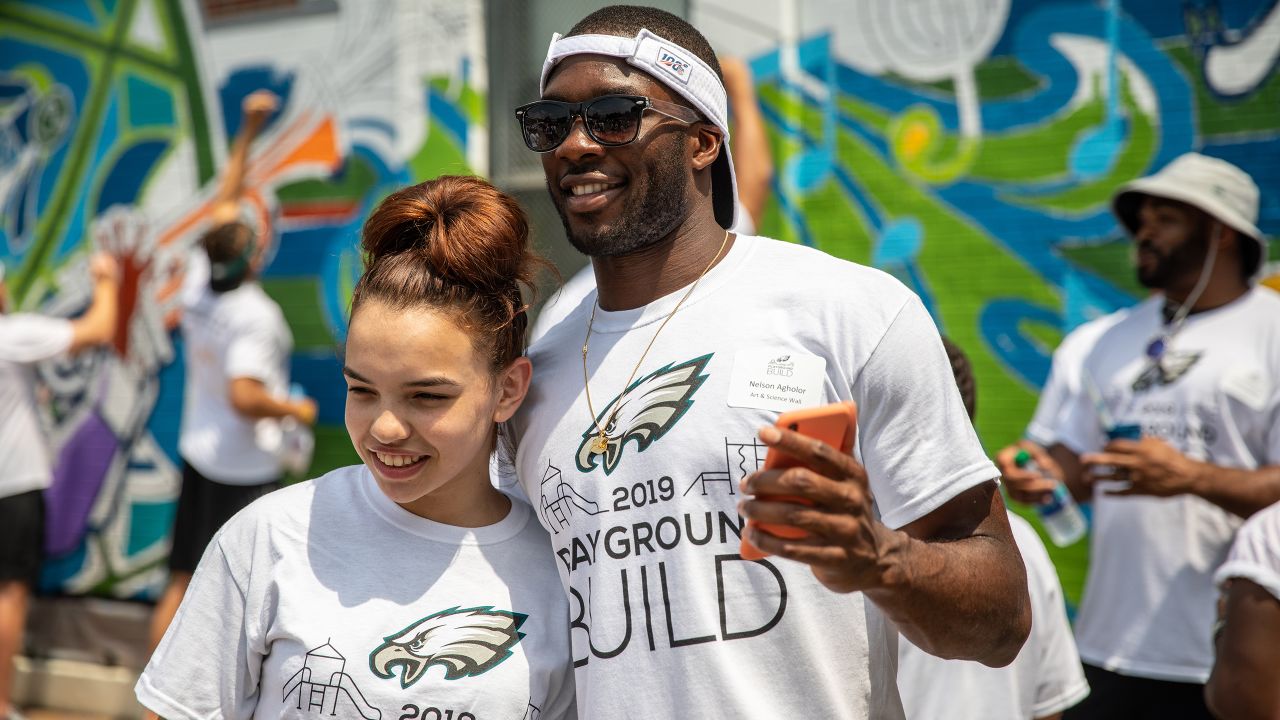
[0,490,45,588]
[1064,664,1212,720]
[167,461,280,574]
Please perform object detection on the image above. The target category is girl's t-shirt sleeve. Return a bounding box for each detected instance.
[135,523,265,719]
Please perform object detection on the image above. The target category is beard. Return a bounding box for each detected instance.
[551,137,691,258]
[1136,227,1210,290]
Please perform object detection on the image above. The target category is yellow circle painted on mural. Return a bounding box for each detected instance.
[901,121,932,160]
[1261,273,1280,294]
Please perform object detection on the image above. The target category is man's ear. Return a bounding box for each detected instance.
[493,356,533,423]
[691,125,723,171]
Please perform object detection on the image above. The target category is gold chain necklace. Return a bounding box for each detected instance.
[581,230,731,455]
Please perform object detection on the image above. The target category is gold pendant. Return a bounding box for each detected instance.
[590,434,609,454]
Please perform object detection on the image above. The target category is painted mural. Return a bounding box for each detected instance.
[0,0,484,598]
[692,0,1280,601]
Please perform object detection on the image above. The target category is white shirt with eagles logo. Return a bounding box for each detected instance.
[136,465,576,720]
[1056,287,1280,683]
[506,234,998,719]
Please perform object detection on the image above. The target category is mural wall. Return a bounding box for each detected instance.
[0,0,485,598]
[692,0,1280,601]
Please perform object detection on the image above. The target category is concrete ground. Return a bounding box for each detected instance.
[13,656,143,720]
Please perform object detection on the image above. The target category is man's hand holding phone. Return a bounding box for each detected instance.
[739,402,898,594]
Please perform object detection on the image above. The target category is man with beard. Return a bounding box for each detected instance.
[505,6,1030,718]
[998,153,1280,720]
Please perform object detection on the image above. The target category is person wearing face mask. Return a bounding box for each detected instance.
[997,153,1280,720]
[135,175,576,719]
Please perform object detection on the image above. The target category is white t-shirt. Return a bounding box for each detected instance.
[897,513,1089,720]
[530,215,756,343]
[1025,309,1129,446]
[1215,500,1280,601]
[136,465,577,720]
[1057,288,1280,682]
[530,264,596,343]
[0,314,73,499]
[508,234,998,719]
[179,281,293,484]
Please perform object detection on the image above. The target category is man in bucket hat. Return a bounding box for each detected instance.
[998,152,1280,719]
[504,5,1030,718]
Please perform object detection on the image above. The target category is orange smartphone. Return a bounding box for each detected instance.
[741,402,858,560]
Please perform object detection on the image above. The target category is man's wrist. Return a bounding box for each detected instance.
[1184,459,1215,498]
[868,524,912,593]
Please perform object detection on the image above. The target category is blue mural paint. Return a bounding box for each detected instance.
[148,334,184,466]
[0,41,89,212]
[97,139,168,213]
[290,351,346,426]
[126,73,175,128]
[21,0,99,27]
[427,86,469,147]
[219,66,292,140]
[874,218,923,266]
[980,298,1059,388]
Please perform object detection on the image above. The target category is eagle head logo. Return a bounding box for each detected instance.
[576,353,712,475]
[1132,351,1202,393]
[368,606,527,688]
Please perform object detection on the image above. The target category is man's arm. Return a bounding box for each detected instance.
[995,441,1091,506]
[1205,578,1280,720]
[227,377,315,424]
[740,426,1031,667]
[721,56,773,228]
[68,252,121,354]
[1082,437,1280,518]
[210,90,277,223]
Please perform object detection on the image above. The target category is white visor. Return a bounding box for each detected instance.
[540,28,739,229]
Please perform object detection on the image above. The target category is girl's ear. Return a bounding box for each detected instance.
[493,356,533,423]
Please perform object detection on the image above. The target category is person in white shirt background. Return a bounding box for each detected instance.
[0,253,120,720]
[997,153,1280,719]
[146,89,318,664]
[136,175,576,720]
[897,337,1090,720]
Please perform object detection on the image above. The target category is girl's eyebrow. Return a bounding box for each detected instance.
[343,366,459,388]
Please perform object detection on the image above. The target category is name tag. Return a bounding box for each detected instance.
[1221,365,1269,412]
[727,347,827,412]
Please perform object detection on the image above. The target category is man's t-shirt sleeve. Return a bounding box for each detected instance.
[1052,364,1105,456]
[854,296,999,529]
[1214,503,1280,601]
[0,314,74,364]
[225,319,281,384]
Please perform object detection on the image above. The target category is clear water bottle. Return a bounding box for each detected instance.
[1015,449,1087,547]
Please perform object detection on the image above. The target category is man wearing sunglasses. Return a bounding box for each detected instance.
[505,6,1031,718]
[996,154,1280,719]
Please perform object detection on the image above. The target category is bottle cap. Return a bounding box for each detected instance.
[1014,449,1031,468]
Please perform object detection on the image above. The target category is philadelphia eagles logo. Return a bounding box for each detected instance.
[1132,351,1202,393]
[368,606,527,688]
[576,353,712,475]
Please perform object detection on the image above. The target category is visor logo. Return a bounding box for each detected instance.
[657,47,692,84]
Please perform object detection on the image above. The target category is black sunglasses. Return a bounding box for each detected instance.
[514,94,703,153]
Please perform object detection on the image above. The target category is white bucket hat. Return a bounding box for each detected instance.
[540,28,739,230]
[1112,152,1267,274]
